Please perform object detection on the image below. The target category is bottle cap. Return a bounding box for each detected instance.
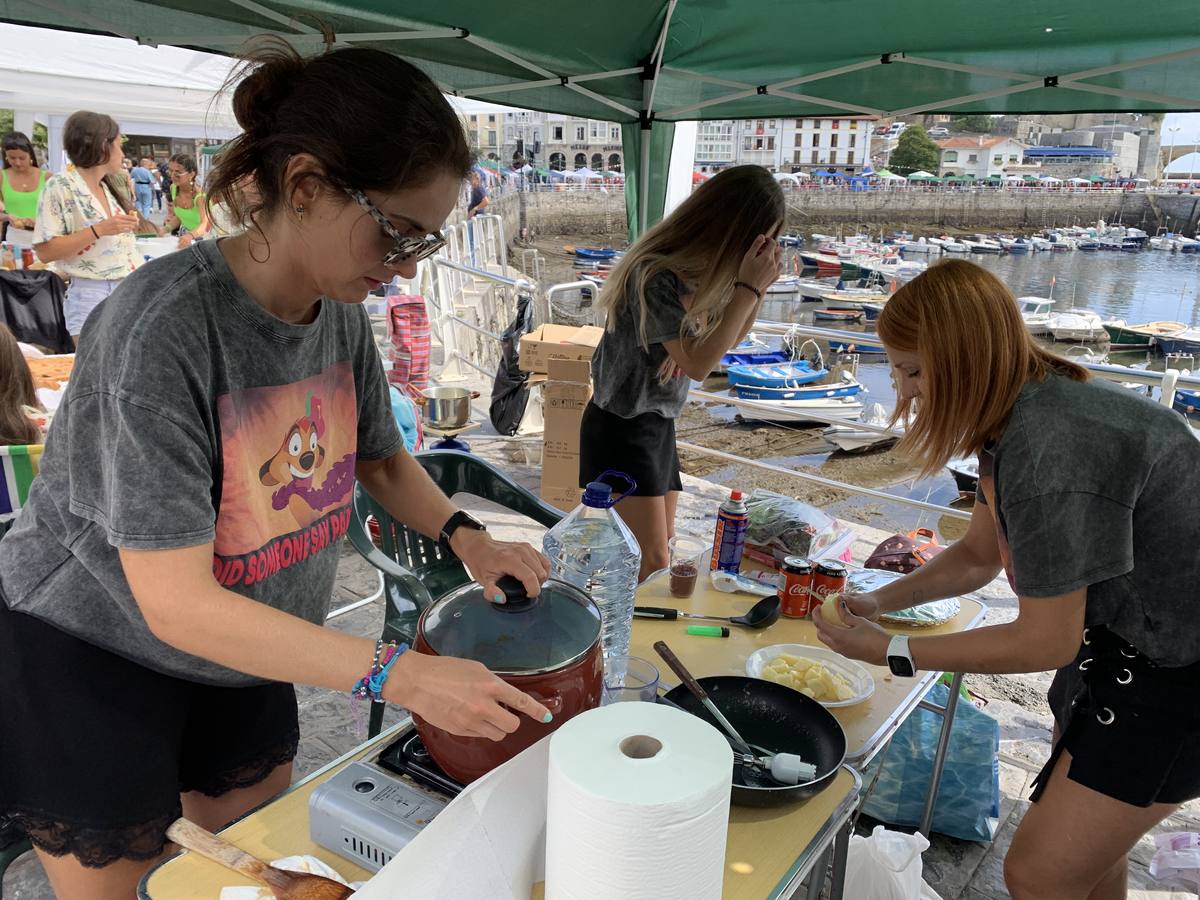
[730,490,743,501]
[582,481,612,508]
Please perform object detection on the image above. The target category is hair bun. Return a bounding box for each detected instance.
[231,43,306,134]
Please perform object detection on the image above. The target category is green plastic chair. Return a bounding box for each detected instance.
[346,450,566,736]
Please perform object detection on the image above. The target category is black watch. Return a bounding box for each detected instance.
[439,510,486,554]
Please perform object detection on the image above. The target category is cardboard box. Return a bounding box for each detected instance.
[519,324,604,374]
[540,357,593,512]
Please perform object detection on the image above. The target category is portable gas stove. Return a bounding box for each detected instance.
[309,725,464,873]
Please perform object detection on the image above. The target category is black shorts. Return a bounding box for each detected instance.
[1032,626,1200,808]
[0,601,299,866]
[578,402,682,497]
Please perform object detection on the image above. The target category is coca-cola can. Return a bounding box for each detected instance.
[811,561,849,614]
[780,556,814,618]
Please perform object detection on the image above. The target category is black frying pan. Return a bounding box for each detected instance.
[662,675,847,807]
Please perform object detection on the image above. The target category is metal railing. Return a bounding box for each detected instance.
[409,214,1198,531]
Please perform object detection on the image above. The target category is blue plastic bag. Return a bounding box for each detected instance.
[389,385,422,453]
[860,683,1000,842]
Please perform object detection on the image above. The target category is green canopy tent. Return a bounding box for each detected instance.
[5,1,1197,237]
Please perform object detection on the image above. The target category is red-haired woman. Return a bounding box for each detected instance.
[815,259,1200,900]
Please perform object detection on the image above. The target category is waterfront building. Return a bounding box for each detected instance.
[935,136,1027,179]
[780,117,874,175]
[696,119,736,171]
[1022,146,1116,179]
[462,109,623,172]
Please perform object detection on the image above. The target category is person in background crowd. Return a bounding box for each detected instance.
[157,158,171,211]
[0,132,48,249]
[582,165,784,580]
[165,153,211,248]
[467,169,489,219]
[0,323,43,447]
[33,110,140,344]
[0,43,551,898]
[815,260,1200,900]
[151,159,165,211]
[130,157,156,219]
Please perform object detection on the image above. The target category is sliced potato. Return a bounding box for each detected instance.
[762,652,855,702]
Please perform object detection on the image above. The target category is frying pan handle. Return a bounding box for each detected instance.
[653,641,709,702]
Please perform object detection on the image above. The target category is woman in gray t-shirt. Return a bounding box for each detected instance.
[580,166,784,580]
[816,259,1200,900]
[0,47,552,894]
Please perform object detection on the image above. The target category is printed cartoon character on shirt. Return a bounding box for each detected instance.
[257,394,341,529]
[212,363,359,590]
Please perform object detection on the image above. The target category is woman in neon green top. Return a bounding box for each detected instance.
[0,132,48,247]
[166,153,210,248]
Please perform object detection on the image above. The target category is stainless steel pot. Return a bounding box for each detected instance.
[418,386,479,430]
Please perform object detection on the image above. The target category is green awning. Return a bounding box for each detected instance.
[10,2,1195,237]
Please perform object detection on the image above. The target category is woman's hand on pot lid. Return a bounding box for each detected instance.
[452,529,551,603]
[389,651,553,740]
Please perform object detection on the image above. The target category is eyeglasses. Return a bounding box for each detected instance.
[344,187,446,266]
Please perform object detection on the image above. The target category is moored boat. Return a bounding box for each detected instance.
[1153,329,1200,355]
[1101,320,1187,351]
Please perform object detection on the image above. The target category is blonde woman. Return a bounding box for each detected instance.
[815,259,1200,900]
[580,165,784,580]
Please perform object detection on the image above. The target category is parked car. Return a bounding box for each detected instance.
[927,126,950,137]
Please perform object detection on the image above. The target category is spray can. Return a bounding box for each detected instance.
[709,490,749,574]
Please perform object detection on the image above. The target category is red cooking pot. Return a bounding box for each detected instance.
[411,575,603,784]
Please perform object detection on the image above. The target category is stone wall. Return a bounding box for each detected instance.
[484,188,1200,238]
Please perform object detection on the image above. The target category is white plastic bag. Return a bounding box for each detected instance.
[842,825,930,900]
[1149,832,1200,892]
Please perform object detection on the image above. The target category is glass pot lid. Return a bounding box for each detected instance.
[419,577,601,675]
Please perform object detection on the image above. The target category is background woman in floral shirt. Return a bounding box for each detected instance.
[33,110,140,343]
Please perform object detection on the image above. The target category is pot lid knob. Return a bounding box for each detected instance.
[493,574,536,612]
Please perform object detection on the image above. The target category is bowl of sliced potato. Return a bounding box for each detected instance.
[746,644,875,708]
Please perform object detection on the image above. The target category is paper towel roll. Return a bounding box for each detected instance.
[545,702,732,900]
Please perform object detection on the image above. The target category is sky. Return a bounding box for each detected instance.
[1163,113,1200,148]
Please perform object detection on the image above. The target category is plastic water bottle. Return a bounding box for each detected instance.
[543,471,642,658]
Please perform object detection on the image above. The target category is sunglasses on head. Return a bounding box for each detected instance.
[343,187,446,266]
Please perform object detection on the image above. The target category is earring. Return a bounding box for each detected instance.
[294,205,306,219]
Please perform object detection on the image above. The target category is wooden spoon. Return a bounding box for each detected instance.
[165,818,353,899]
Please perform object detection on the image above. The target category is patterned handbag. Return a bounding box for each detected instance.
[865,527,944,574]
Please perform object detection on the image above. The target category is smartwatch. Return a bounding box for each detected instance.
[886,635,916,678]
[438,510,486,554]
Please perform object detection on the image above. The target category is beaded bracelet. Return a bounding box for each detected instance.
[351,639,409,702]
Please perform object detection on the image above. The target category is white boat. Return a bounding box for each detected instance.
[766,275,801,295]
[896,238,940,255]
[819,289,890,308]
[1016,296,1055,336]
[1049,308,1107,342]
[1029,237,1053,251]
[734,395,865,424]
[964,236,1003,253]
[860,255,926,278]
[796,278,839,301]
[941,240,970,253]
[822,402,902,452]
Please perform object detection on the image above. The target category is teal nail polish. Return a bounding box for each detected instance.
[542,712,554,723]
[493,592,506,604]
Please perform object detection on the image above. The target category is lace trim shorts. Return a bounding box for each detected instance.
[0,601,299,867]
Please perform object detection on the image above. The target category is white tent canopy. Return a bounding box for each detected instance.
[1068,177,1092,184]
[879,172,907,181]
[0,23,240,168]
[1039,176,1063,183]
[1164,151,1200,178]
[773,172,809,184]
[906,170,935,180]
